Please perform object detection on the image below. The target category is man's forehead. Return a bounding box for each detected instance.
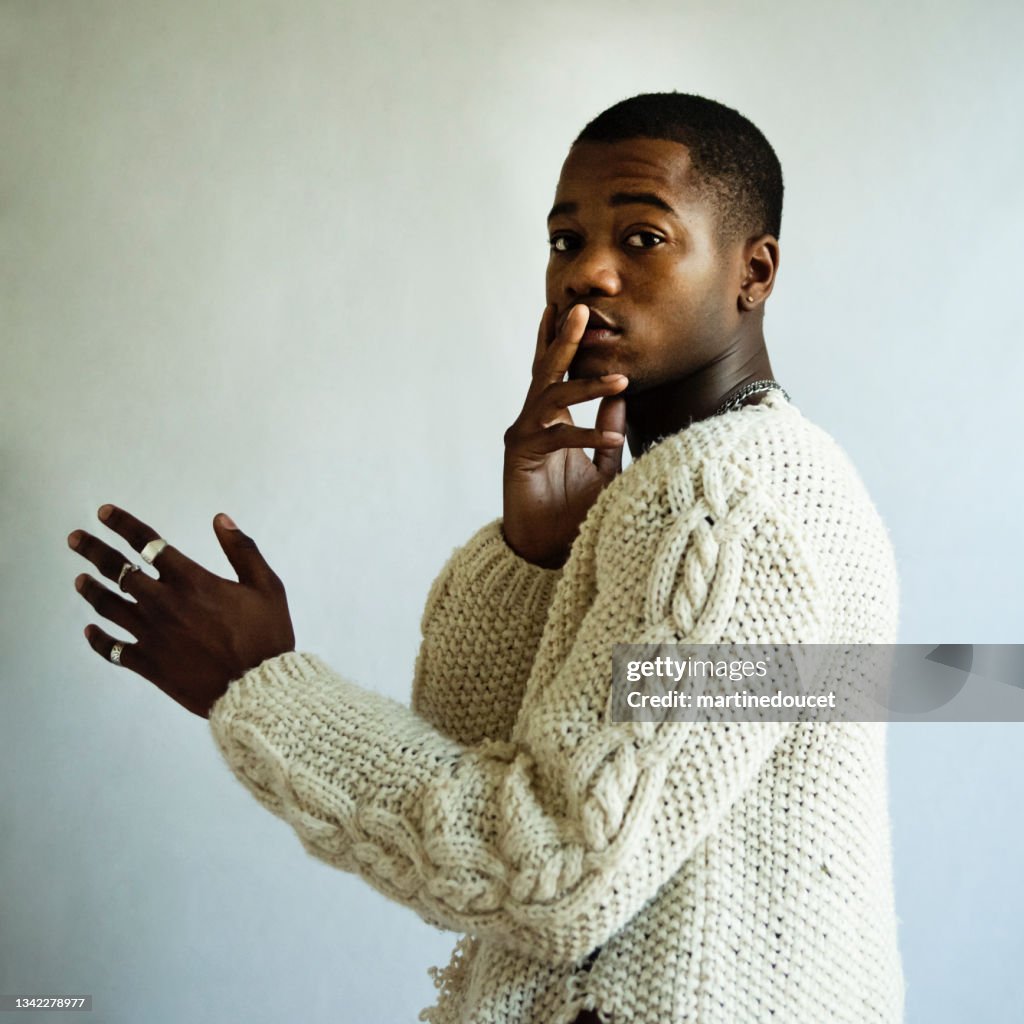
[552,139,696,206]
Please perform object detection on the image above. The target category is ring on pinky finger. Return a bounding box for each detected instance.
[84,624,136,670]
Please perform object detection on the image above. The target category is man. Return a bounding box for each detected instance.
[503,94,784,570]
[68,93,905,1022]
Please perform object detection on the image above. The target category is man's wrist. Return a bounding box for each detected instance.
[499,524,567,570]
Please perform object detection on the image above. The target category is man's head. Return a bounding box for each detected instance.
[545,92,783,392]
[574,92,783,255]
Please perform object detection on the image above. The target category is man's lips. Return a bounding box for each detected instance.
[579,325,622,347]
[559,306,623,341]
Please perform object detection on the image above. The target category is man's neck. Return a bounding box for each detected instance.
[624,341,776,458]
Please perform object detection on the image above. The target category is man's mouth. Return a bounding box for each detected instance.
[570,307,623,346]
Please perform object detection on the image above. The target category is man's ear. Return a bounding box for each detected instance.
[737,234,779,308]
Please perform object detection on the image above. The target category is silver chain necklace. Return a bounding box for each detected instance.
[713,379,790,417]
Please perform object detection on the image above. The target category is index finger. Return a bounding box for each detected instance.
[95,504,197,579]
[531,302,556,371]
[534,303,586,387]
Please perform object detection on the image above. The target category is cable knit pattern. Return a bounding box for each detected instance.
[208,391,904,1023]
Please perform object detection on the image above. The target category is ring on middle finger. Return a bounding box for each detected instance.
[141,538,167,565]
[117,561,141,592]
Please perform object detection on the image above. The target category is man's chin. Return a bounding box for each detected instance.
[567,352,624,380]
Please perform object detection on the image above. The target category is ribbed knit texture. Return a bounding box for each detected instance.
[209,391,905,1023]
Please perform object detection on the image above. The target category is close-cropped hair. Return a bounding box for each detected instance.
[575,91,784,253]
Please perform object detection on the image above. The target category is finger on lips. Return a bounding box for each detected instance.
[556,305,583,344]
[547,308,588,370]
[559,303,590,337]
[534,303,556,363]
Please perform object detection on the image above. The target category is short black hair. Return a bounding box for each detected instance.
[574,92,783,252]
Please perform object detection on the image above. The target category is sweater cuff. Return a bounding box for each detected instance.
[208,651,448,809]
[207,651,330,810]
[205,655,462,831]
[432,518,564,623]
[210,650,319,721]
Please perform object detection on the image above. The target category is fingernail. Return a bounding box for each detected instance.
[219,513,239,530]
[67,531,82,549]
[98,504,113,521]
[601,431,625,442]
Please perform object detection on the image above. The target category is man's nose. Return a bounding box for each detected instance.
[561,247,622,299]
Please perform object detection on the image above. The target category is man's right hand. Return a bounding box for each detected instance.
[501,303,629,569]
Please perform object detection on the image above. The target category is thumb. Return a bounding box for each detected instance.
[593,395,626,477]
[214,513,278,589]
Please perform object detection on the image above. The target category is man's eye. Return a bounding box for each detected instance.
[625,231,664,249]
[548,235,576,253]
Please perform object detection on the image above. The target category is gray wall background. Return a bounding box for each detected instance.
[3,1,1022,1021]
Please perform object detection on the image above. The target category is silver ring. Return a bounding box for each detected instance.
[117,561,140,591]
[141,538,168,565]
[110,642,124,665]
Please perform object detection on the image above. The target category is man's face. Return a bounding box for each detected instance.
[545,137,744,390]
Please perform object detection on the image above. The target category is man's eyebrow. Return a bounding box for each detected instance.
[610,191,679,216]
[547,191,679,222]
[547,200,576,222]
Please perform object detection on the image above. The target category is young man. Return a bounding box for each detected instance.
[69,93,905,1022]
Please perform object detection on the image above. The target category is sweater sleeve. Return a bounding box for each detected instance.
[208,459,828,964]
[410,518,564,744]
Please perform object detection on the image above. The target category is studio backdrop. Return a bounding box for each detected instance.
[2,1,1022,1022]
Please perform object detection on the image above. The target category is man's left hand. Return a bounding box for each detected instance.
[68,505,296,719]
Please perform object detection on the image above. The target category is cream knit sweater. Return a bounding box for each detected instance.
[209,390,905,1023]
